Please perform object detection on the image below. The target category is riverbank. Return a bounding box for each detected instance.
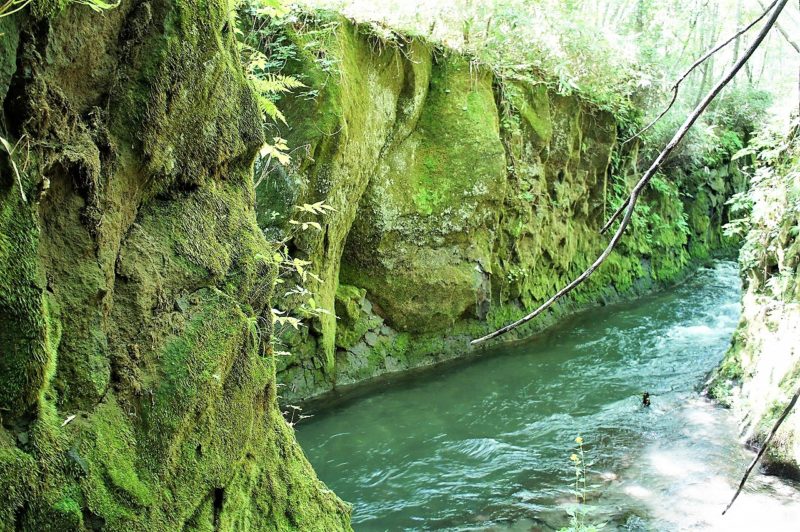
[709,127,800,478]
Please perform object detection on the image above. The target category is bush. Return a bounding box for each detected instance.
[709,86,773,135]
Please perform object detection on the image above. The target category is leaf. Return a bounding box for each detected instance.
[256,96,286,124]
[288,219,322,231]
[0,135,26,202]
[732,146,754,161]
[274,315,302,329]
[293,201,337,215]
[259,141,291,165]
[253,0,290,18]
[75,0,119,11]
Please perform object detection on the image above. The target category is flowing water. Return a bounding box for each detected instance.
[296,262,800,530]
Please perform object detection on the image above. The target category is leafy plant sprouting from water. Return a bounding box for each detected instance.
[559,436,605,532]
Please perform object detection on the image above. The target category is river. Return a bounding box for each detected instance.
[296,262,800,530]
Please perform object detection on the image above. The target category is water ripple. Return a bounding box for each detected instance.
[297,262,800,530]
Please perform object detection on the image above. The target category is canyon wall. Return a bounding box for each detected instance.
[0,3,349,530]
[710,130,800,477]
[257,15,744,402]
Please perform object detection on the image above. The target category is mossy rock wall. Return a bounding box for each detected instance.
[258,16,741,402]
[0,3,349,530]
[709,135,800,477]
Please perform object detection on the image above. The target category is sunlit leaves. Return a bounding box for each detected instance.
[0,0,31,17]
[260,137,290,165]
[293,201,337,215]
[237,1,304,168]
[288,219,322,231]
[270,308,302,329]
[0,134,26,202]
[74,0,119,12]
[251,0,289,18]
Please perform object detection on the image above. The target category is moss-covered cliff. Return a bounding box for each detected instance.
[0,3,349,530]
[255,14,744,402]
[709,128,800,478]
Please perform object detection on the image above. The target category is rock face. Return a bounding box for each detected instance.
[0,3,349,530]
[257,16,743,402]
[710,132,800,477]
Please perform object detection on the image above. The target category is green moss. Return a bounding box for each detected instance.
[257,15,741,404]
[30,0,66,19]
[0,176,52,417]
[78,400,153,525]
[0,442,37,528]
[0,2,350,530]
[341,53,506,333]
[334,284,384,349]
[260,17,439,377]
[506,81,553,144]
[708,338,745,405]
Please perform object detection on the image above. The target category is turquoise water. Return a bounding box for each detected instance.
[296,263,800,530]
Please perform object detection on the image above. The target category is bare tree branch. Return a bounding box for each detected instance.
[471,0,791,346]
[723,383,800,515]
[620,0,779,147]
[602,0,781,235]
[758,0,800,53]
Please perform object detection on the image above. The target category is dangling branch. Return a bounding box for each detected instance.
[603,0,782,234]
[471,0,790,346]
[723,383,800,514]
[621,0,779,146]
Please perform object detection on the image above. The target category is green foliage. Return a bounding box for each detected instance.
[249,73,305,124]
[238,0,305,163]
[731,120,800,297]
[722,191,754,239]
[0,0,117,18]
[649,173,676,197]
[710,86,773,134]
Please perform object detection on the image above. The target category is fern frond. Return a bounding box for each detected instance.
[256,95,286,123]
[251,75,304,95]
